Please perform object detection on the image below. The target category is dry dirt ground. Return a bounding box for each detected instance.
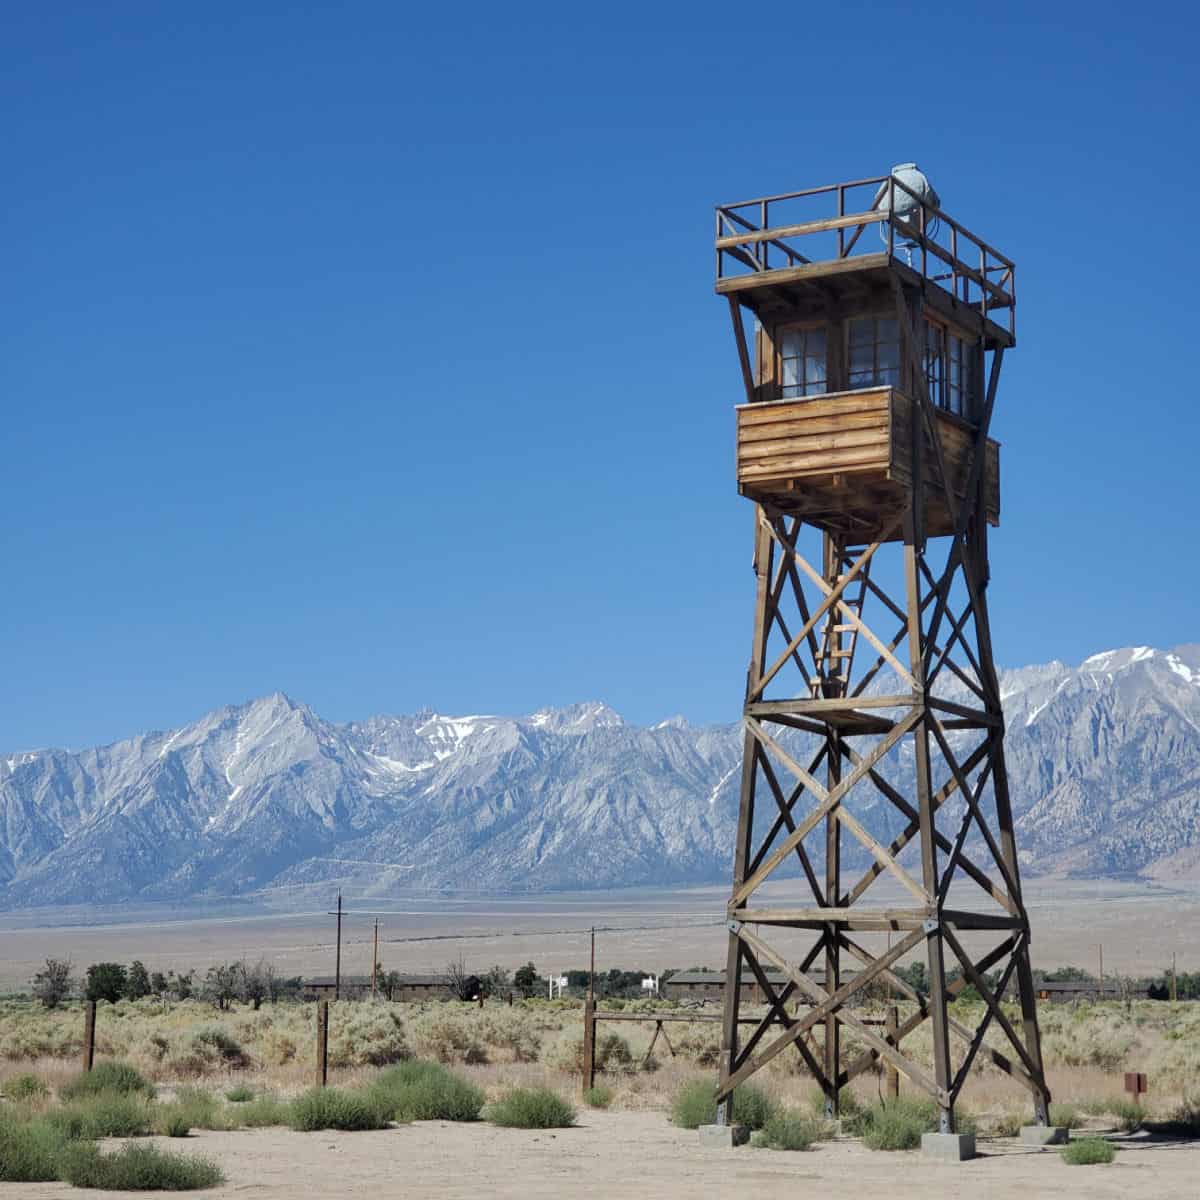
[11,1112,1199,1200]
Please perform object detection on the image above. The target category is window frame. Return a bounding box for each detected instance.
[923,315,980,421]
[773,320,830,400]
[845,314,902,392]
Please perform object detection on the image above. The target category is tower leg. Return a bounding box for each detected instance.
[717,515,774,1127]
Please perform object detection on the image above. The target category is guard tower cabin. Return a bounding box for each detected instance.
[718,166,1012,542]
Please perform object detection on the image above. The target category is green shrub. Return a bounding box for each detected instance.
[487,1087,576,1129]
[1049,1102,1081,1129]
[1109,1098,1145,1131]
[232,1096,289,1128]
[367,1061,483,1122]
[60,1060,155,1100]
[159,1112,191,1138]
[991,1111,1023,1137]
[58,1141,225,1190]
[670,1079,777,1131]
[860,1097,939,1151]
[583,1085,613,1109]
[225,1084,255,1103]
[808,1086,863,1126]
[1062,1136,1115,1165]
[756,1110,822,1151]
[1,1073,48,1101]
[287,1087,392,1132]
[47,1094,153,1139]
[167,1086,229,1131]
[0,1115,67,1182]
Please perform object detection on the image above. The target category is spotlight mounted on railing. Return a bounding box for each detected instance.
[876,162,940,261]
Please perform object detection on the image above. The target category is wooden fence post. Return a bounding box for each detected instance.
[82,1000,96,1072]
[581,999,596,1096]
[316,999,329,1088]
[885,1006,899,1099]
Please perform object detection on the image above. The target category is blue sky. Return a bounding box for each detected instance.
[2,2,1197,750]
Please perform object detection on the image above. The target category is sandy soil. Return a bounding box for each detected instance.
[12,1112,1199,1200]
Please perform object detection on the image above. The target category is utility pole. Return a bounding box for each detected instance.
[372,918,380,1000]
[589,925,596,1001]
[326,890,343,1001]
[1171,951,1178,1003]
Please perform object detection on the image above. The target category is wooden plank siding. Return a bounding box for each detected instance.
[735,388,999,538]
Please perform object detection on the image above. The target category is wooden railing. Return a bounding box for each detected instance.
[715,175,1016,337]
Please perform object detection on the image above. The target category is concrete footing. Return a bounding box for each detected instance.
[1020,1125,1069,1147]
[921,1131,976,1162]
[698,1123,749,1149]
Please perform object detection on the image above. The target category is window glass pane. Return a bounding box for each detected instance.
[877,318,898,343]
[780,328,801,358]
[781,357,800,389]
[848,318,873,346]
[849,344,873,375]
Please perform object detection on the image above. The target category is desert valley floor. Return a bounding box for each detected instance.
[1,876,1197,991]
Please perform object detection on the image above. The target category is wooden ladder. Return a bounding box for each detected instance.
[810,543,870,698]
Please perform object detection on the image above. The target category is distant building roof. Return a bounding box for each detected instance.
[666,968,854,985]
[303,974,449,987]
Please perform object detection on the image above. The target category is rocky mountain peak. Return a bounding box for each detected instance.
[2,645,1198,906]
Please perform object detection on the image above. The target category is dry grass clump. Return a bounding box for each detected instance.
[1061,1136,1114,1166]
[583,1084,613,1108]
[287,1086,393,1131]
[57,1141,225,1190]
[0,1111,69,1182]
[330,1006,409,1068]
[60,1059,156,1100]
[486,1086,576,1129]
[367,1061,484,1122]
[1,1072,48,1101]
[752,1110,826,1151]
[670,1078,777,1130]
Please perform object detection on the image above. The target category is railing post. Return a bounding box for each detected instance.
[315,999,329,1088]
[582,999,596,1096]
[885,1006,899,1099]
[82,1000,96,1073]
[838,185,845,258]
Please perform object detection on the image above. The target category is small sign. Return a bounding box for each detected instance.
[1123,1071,1147,1097]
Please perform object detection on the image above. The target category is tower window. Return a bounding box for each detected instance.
[778,326,827,398]
[924,319,978,418]
[847,317,900,389]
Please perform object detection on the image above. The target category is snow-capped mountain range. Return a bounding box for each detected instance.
[1,645,1199,908]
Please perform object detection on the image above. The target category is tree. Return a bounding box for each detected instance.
[483,964,511,998]
[204,963,239,1011]
[126,961,152,1000]
[167,970,195,1000]
[32,958,74,1009]
[514,961,540,998]
[235,959,271,1010]
[446,955,481,1002]
[150,971,168,996]
[85,962,127,1003]
[376,966,402,1001]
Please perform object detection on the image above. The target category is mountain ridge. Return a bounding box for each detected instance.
[2,644,1199,908]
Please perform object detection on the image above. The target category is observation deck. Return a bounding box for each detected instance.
[715,174,1015,348]
[717,174,1011,541]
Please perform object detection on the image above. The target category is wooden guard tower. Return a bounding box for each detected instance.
[713,169,1051,1134]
